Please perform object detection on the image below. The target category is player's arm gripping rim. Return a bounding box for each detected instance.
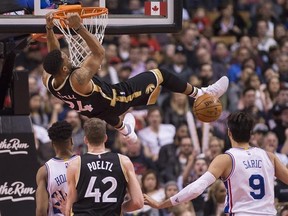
[35,166,49,216]
[66,13,105,95]
[42,12,60,86]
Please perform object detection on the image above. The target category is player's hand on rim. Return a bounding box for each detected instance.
[45,12,54,29]
[65,13,82,30]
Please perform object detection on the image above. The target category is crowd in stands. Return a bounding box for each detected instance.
[4,0,288,215]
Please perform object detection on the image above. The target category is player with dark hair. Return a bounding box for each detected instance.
[144,112,288,216]
[36,121,79,216]
[42,13,229,145]
[65,118,143,215]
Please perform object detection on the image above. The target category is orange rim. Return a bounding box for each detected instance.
[52,5,108,20]
[31,33,63,42]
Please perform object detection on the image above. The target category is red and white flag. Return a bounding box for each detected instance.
[145,1,167,16]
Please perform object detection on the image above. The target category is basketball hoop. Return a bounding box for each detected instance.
[52,5,108,67]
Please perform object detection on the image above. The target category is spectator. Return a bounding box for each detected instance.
[263,131,288,166]
[272,103,288,151]
[197,63,214,86]
[238,87,266,122]
[65,110,86,155]
[250,1,278,38]
[161,181,179,216]
[162,44,194,82]
[138,106,176,161]
[162,92,190,126]
[135,170,165,216]
[125,137,157,180]
[256,19,277,53]
[245,73,266,111]
[179,27,199,68]
[157,122,189,182]
[212,42,231,69]
[276,54,288,85]
[250,123,269,147]
[228,47,252,83]
[212,2,246,38]
[117,35,131,62]
[117,65,132,82]
[30,93,49,129]
[204,136,224,163]
[124,45,146,78]
[274,24,287,43]
[203,180,226,216]
[191,7,211,34]
[182,157,209,215]
[195,47,227,82]
[227,66,255,112]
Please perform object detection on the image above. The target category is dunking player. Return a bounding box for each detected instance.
[65,118,143,215]
[144,112,288,216]
[36,121,79,216]
[42,13,229,144]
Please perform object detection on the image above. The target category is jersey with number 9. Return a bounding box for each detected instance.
[223,147,276,216]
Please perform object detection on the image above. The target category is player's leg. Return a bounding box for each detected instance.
[101,110,137,145]
[158,68,229,99]
[110,69,229,145]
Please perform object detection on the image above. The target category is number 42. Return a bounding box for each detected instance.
[85,176,118,203]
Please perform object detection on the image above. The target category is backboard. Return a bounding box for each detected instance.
[0,0,182,34]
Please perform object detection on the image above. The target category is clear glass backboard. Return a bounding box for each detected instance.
[0,0,182,34]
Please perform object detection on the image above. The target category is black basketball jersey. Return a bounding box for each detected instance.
[46,73,115,118]
[46,70,160,125]
[73,152,127,216]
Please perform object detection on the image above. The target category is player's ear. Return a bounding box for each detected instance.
[104,134,108,143]
[84,136,88,145]
[62,65,69,73]
[227,128,232,137]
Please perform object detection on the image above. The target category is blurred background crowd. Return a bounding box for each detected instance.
[3,0,288,215]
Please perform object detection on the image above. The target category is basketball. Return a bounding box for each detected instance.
[192,94,222,122]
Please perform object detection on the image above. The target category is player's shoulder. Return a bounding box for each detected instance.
[36,165,48,181]
[68,155,81,168]
[118,154,133,168]
[214,153,232,162]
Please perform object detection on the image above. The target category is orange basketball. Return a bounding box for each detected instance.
[192,94,222,123]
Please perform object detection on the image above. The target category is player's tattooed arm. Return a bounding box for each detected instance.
[71,67,94,94]
[73,68,89,85]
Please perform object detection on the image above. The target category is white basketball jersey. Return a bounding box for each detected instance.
[223,147,276,216]
[45,156,78,216]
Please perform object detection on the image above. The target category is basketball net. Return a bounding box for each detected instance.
[52,6,108,67]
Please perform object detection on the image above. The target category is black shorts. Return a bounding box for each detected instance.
[97,69,163,125]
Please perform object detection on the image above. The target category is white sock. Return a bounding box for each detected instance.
[116,123,130,136]
[189,87,205,98]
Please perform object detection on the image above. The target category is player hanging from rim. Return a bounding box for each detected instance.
[42,12,229,145]
[144,112,288,216]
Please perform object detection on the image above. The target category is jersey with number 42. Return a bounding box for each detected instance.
[73,152,127,216]
[223,147,276,216]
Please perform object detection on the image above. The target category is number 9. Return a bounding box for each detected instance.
[249,174,265,199]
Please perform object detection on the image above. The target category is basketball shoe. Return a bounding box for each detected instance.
[200,76,229,99]
[123,113,138,144]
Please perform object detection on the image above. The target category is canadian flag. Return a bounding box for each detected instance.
[145,1,167,16]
